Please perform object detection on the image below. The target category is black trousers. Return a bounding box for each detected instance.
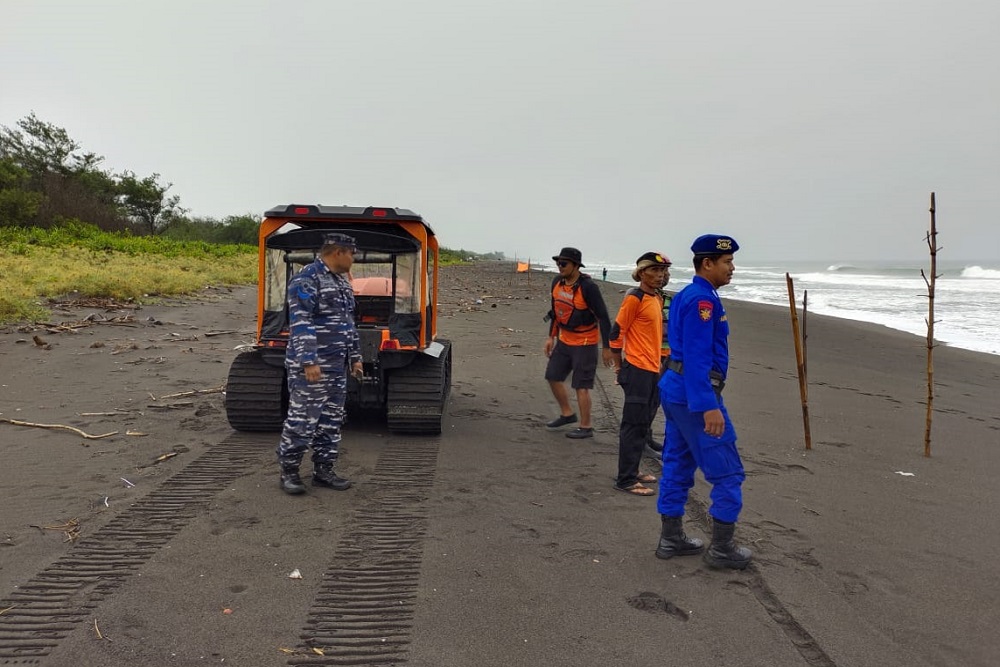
[616,362,660,487]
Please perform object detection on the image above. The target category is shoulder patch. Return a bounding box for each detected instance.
[698,300,713,322]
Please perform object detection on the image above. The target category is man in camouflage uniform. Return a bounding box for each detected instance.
[277,233,364,495]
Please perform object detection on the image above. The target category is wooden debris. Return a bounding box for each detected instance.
[156,385,224,400]
[0,606,13,616]
[30,518,81,542]
[146,401,194,410]
[137,452,178,469]
[125,430,148,436]
[1,418,118,440]
[32,335,51,349]
[204,330,239,337]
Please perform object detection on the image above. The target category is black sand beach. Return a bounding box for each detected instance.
[1,261,998,666]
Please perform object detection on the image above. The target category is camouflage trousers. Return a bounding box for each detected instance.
[277,357,347,466]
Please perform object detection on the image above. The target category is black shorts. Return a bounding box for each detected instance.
[544,341,598,389]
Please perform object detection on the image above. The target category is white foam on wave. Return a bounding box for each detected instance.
[961,266,1000,279]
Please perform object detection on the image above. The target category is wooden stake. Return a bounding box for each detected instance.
[921,193,940,457]
[786,274,812,450]
[802,289,809,382]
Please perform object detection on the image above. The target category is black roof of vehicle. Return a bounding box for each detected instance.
[264,204,428,227]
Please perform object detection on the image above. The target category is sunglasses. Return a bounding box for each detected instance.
[556,260,570,268]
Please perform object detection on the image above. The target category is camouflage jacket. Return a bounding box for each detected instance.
[285,258,361,368]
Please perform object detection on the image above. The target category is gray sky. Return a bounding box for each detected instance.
[2,0,997,263]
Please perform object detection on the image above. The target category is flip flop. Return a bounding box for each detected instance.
[616,482,655,496]
[636,473,657,484]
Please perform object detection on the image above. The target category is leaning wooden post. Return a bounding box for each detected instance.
[786,274,812,450]
[802,289,809,382]
[921,193,940,457]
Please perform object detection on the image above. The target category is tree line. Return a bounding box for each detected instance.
[0,112,257,244]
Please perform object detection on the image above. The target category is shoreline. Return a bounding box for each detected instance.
[531,264,999,357]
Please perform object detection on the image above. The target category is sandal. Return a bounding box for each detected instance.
[615,482,655,496]
[636,473,657,484]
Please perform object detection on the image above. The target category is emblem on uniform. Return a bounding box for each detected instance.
[716,238,733,251]
[698,300,713,321]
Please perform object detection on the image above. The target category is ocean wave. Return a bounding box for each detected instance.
[826,264,857,272]
[961,266,1000,279]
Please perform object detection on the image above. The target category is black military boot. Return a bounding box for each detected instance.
[703,519,753,570]
[279,463,306,495]
[655,515,705,559]
[312,463,352,491]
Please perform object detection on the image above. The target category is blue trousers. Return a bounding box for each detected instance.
[656,391,745,523]
[277,355,347,466]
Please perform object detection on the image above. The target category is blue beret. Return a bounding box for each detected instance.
[322,233,357,249]
[691,234,739,255]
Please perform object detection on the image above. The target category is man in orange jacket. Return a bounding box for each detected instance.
[608,252,672,495]
[543,247,614,439]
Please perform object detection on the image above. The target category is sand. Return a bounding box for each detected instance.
[1,261,998,667]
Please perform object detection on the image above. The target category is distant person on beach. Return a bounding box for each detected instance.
[602,267,608,281]
[277,233,364,495]
[608,252,672,496]
[543,247,613,439]
[655,234,752,569]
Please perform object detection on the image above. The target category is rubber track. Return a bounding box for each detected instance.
[0,436,267,665]
[226,350,286,432]
[385,344,450,434]
[287,440,439,666]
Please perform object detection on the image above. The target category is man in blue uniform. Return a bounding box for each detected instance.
[654,234,752,570]
[277,233,364,495]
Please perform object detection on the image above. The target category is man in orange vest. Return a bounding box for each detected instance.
[544,247,614,439]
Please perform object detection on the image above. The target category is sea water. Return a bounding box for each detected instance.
[539,260,1000,356]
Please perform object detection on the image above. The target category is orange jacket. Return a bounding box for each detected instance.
[609,288,663,373]
[548,275,612,347]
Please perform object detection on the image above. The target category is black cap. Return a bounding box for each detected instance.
[552,247,584,267]
[322,233,357,250]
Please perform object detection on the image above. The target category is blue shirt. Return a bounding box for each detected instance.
[285,258,361,368]
[659,275,730,412]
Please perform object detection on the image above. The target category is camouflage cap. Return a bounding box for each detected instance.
[322,233,357,250]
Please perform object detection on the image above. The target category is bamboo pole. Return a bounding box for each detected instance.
[785,274,812,450]
[921,193,940,457]
[802,289,809,382]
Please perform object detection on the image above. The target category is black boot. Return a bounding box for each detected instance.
[703,519,753,570]
[312,462,352,491]
[655,515,704,559]
[279,463,306,495]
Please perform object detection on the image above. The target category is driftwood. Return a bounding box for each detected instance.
[0,418,118,439]
[155,385,224,400]
[30,517,81,542]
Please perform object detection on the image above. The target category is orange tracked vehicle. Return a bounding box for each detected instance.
[225,204,452,434]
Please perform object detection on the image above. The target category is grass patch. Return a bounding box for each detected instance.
[0,225,256,324]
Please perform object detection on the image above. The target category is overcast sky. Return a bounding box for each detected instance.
[2,0,997,263]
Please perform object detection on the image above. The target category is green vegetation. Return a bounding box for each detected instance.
[0,223,256,323]
[439,247,506,265]
[0,112,256,243]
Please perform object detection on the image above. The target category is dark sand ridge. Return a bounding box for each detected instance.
[0,261,997,666]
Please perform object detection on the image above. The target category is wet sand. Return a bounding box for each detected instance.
[1,261,998,666]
